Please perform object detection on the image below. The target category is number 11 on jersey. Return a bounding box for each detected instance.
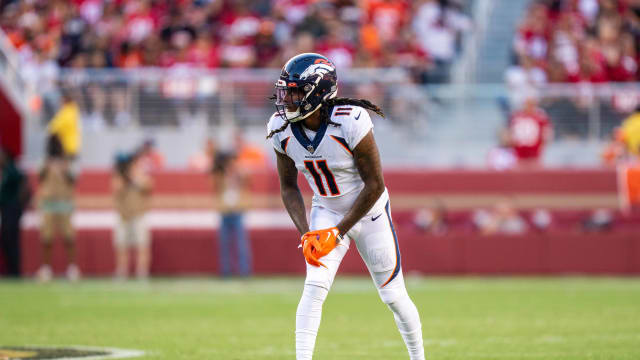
[304,160,340,196]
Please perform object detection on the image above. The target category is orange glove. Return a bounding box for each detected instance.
[300,227,343,268]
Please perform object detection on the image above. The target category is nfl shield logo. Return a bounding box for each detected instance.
[307,145,314,152]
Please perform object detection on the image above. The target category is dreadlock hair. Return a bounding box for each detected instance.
[266,97,385,139]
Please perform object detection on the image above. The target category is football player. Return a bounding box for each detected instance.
[267,53,425,360]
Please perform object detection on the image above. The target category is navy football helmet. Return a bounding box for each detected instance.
[274,53,338,122]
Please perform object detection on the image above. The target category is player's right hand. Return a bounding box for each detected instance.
[299,227,341,268]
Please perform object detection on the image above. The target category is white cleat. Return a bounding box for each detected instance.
[66,264,81,282]
[36,265,53,283]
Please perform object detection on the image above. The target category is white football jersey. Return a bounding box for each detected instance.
[268,105,375,214]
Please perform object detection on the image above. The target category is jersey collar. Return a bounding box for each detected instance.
[290,121,328,154]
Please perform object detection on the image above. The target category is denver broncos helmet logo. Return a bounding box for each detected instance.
[300,61,335,84]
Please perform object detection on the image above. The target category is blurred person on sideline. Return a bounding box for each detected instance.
[212,151,252,278]
[602,128,630,166]
[582,208,614,232]
[36,137,79,282]
[234,132,268,174]
[112,153,153,280]
[188,138,216,172]
[610,105,640,212]
[530,208,552,232]
[504,96,553,168]
[0,148,30,277]
[47,90,81,162]
[487,131,518,171]
[601,105,640,166]
[618,106,640,159]
[473,200,528,235]
[413,201,448,236]
[136,139,165,173]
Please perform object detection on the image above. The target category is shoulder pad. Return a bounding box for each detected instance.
[330,105,366,124]
[267,112,286,133]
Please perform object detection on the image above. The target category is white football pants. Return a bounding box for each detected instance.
[296,197,425,360]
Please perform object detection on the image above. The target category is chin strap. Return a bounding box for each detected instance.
[287,104,323,123]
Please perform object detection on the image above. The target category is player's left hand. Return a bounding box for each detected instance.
[299,227,342,268]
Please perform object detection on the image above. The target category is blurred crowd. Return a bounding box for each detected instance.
[1,0,470,83]
[502,0,640,167]
[508,0,640,87]
[412,200,620,237]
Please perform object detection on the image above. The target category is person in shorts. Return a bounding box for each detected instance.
[112,153,153,280]
[36,136,79,282]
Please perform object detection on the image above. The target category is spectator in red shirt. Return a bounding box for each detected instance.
[219,33,256,68]
[123,0,157,44]
[505,96,553,168]
[514,2,550,66]
[188,32,220,68]
[367,0,408,44]
[597,15,637,81]
[567,39,609,82]
[510,0,640,84]
[219,1,261,43]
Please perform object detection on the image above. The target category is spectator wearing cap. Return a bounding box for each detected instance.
[112,152,153,280]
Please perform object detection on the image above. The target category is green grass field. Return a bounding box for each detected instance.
[1,276,640,360]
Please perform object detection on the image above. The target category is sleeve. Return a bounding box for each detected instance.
[267,114,285,154]
[346,108,374,150]
[48,109,65,135]
[620,117,633,140]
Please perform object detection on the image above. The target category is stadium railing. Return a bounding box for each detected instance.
[18,67,639,168]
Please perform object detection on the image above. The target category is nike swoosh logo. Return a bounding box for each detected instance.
[354,111,361,120]
[372,213,382,221]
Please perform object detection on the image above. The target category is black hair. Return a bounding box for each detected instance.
[266,97,384,139]
[212,151,236,174]
[115,157,134,183]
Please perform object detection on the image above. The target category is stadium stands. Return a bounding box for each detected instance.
[504,1,640,163]
[0,0,470,83]
[510,0,640,84]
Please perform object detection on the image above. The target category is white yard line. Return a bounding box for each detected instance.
[14,346,144,359]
